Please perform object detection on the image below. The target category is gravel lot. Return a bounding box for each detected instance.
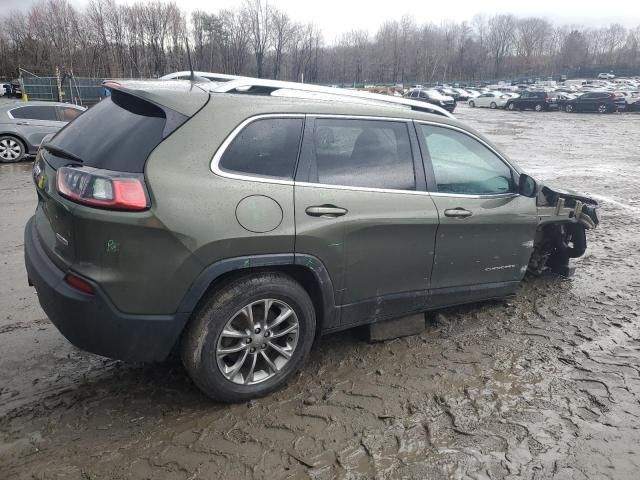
[1,104,639,479]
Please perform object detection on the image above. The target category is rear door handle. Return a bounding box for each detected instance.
[444,208,472,218]
[305,205,347,218]
[16,121,30,125]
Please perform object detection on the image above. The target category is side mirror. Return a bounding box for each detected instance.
[518,173,538,198]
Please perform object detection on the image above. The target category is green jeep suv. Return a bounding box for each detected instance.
[24,77,599,402]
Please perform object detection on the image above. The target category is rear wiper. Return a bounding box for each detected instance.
[41,143,83,163]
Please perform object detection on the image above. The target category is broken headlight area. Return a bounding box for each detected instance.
[529,185,599,277]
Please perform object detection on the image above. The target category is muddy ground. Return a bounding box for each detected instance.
[1,105,640,479]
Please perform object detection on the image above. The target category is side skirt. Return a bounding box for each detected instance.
[323,281,519,334]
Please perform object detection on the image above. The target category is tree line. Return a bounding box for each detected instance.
[1,0,639,84]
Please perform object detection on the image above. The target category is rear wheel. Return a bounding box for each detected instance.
[181,272,316,402]
[490,102,497,109]
[597,104,608,114]
[0,136,25,163]
[469,101,475,108]
[565,104,574,113]
[534,103,544,112]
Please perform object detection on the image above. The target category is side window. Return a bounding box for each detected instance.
[409,91,418,98]
[305,118,415,190]
[218,117,303,179]
[11,106,58,121]
[419,91,428,99]
[58,107,83,122]
[419,125,514,195]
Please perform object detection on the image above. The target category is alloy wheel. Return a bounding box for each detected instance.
[0,138,23,161]
[216,299,299,385]
[598,104,607,113]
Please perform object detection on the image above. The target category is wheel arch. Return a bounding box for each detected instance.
[176,254,338,338]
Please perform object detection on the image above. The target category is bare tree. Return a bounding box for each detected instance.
[270,8,293,79]
[243,0,270,77]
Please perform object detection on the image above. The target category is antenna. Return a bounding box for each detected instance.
[185,37,195,82]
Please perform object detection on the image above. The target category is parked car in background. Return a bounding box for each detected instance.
[505,91,559,111]
[24,77,599,402]
[554,93,579,109]
[452,88,470,101]
[437,87,461,101]
[564,92,624,113]
[468,92,509,109]
[2,84,10,96]
[598,73,615,80]
[0,102,86,162]
[406,88,456,113]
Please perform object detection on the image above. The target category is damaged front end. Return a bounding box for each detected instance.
[528,185,599,277]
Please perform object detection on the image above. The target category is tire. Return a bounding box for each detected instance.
[490,102,497,109]
[565,104,574,113]
[469,101,475,108]
[181,271,316,402]
[507,102,516,111]
[597,104,608,114]
[534,103,543,112]
[0,136,26,163]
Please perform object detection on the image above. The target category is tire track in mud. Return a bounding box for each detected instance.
[2,108,640,479]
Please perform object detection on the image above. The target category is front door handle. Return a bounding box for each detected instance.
[305,205,348,218]
[444,208,472,218]
[16,121,30,126]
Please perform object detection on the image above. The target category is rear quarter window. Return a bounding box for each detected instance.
[218,118,303,180]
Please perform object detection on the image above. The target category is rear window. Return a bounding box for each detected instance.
[46,90,178,173]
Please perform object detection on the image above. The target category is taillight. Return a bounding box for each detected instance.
[56,166,149,211]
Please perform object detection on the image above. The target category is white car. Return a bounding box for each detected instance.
[598,73,615,80]
[468,92,509,109]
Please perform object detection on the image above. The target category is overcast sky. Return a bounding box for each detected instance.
[6,0,640,42]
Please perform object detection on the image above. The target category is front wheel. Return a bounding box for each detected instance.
[534,103,544,112]
[469,101,475,108]
[507,102,516,111]
[597,104,608,114]
[181,272,316,402]
[490,102,497,109]
[0,136,26,163]
[565,104,574,113]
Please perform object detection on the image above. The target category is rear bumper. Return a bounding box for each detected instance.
[24,217,188,362]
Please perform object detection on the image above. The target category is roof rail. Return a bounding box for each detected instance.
[160,71,243,82]
[208,77,454,118]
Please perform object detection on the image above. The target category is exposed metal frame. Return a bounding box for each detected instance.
[210,113,520,200]
[208,77,455,118]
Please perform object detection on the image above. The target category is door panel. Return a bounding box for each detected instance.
[430,195,537,288]
[11,106,63,151]
[295,116,438,327]
[417,122,538,289]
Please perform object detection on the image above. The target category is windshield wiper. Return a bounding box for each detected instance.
[42,143,83,163]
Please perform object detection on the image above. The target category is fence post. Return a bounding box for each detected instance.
[55,66,63,102]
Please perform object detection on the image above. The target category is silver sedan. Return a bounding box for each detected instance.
[0,101,85,162]
[468,92,510,109]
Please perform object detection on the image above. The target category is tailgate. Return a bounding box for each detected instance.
[32,151,76,269]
